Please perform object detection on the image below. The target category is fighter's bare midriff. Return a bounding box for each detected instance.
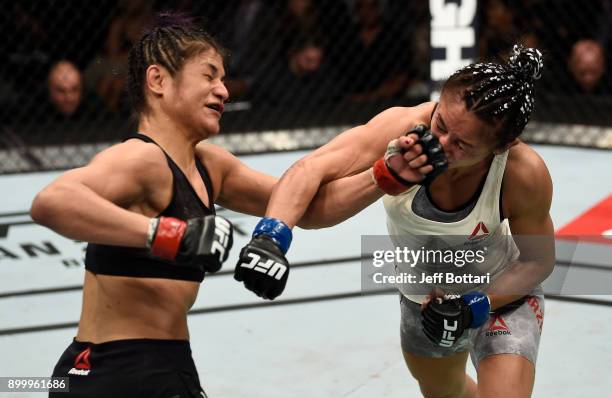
[76,271,199,343]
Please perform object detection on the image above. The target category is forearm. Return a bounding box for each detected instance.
[486,258,554,309]
[31,183,149,247]
[299,168,383,229]
[265,161,327,228]
[487,295,526,310]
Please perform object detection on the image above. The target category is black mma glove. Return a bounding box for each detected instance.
[407,124,448,186]
[421,292,490,347]
[235,217,291,300]
[372,125,449,195]
[147,215,233,273]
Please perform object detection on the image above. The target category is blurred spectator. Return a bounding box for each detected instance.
[479,0,540,58]
[480,0,519,59]
[276,0,354,88]
[48,60,83,118]
[42,60,111,124]
[277,0,351,52]
[84,0,153,114]
[567,39,609,94]
[197,0,282,100]
[248,35,341,106]
[278,0,320,48]
[343,0,410,102]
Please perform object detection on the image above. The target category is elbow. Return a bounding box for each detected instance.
[30,189,53,226]
[30,185,66,226]
[291,156,326,183]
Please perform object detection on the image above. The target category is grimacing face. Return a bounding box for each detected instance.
[430,91,501,169]
[164,50,229,138]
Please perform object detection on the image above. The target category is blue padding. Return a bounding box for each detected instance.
[253,217,293,254]
[462,292,491,328]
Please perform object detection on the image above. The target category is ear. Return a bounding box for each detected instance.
[145,65,167,97]
[493,138,519,155]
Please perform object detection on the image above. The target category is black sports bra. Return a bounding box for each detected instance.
[85,134,215,282]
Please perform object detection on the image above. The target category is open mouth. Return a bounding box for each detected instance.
[206,103,224,114]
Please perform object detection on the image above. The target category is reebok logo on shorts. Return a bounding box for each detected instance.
[485,315,511,337]
[240,253,287,280]
[68,347,92,376]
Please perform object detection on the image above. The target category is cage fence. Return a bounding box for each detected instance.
[0,0,610,174]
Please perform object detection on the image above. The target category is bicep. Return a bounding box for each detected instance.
[57,164,143,208]
[299,106,423,181]
[199,144,277,216]
[508,170,554,262]
[217,162,277,216]
[44,143,166,209]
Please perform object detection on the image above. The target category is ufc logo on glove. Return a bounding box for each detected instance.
[440,319,459,347]
[239,253,288,280]
[211,217,232,258]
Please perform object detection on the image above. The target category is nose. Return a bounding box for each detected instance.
[436,134,453,160]
[437,132,449,150]
[214,81,229,102]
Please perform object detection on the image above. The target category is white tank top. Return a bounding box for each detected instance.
[382,151,519,303]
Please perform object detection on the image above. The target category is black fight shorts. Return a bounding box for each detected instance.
[49,338,207,398]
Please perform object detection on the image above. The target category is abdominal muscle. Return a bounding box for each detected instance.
[76,270,200,343]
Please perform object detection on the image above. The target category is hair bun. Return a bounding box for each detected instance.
[508,44,544,81]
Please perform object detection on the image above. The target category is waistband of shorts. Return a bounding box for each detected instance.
[401,293,535,312]
[71,338,191,352]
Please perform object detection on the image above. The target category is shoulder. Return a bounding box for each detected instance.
[90,139,171,184]
[503,142,552,218]
[100,138,167,166]
[195,142,238,170]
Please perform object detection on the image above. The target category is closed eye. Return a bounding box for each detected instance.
[437,115,447,133]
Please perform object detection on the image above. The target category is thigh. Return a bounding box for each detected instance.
[470,295,545,369]
[403,350,472,397]
[400,295,473,397]
[477,354,535,398]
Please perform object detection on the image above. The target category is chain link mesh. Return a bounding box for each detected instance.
[0,0,610,173]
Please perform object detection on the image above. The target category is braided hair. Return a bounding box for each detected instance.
[127,13,226,116]
[442,44,544,147]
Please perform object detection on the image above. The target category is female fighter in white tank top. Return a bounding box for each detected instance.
[384,150,519,303]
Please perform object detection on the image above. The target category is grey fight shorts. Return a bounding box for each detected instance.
[400,294,545,369]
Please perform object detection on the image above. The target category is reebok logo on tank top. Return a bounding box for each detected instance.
[468,221,490,241]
